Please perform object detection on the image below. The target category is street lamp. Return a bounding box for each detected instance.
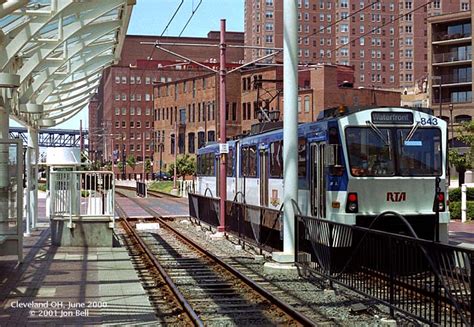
[449,103,454,147]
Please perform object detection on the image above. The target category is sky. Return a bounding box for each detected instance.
[11,0,244,130]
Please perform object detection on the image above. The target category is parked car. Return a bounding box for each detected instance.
[154,172,171,180]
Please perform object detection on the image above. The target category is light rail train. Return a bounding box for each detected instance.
[196,106,449,242]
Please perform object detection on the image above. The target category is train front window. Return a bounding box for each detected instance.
[397,128,441,176]
[346,127,394,177]
[346,127,442,177]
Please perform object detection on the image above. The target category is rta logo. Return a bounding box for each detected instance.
[387,192,406,202]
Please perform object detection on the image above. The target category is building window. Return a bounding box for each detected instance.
[115,76,120,84]
[130,76,135,84]
[130,107,135,115]
[121,107,126,115]
[115,94,120,101]
[297,96,301,113]
[121,76,127,84]
[188,133,195,154]
[145,77,151,84]
[137,107,141,115]
[304,96,310,112]
[145,108,150,115]
[115,108,120,115]
[122,93,127,101]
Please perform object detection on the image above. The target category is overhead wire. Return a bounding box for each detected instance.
[178,0,203,37]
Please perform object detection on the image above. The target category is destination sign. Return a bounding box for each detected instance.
[371,112,413,125]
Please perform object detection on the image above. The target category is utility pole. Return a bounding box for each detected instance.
[217,19,227,233]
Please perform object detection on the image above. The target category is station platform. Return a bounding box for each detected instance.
[0,196,156,325]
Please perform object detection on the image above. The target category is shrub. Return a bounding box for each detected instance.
[448,188,474,202]
[449,201,474,220]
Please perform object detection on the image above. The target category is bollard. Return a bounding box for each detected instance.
[462,184,467,223]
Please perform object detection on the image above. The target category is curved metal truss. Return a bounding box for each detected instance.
[0,0,134,129]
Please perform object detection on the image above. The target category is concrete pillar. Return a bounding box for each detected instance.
[31,128,39,229]
[272,0,298,264]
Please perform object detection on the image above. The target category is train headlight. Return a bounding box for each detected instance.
[346,192,359,213]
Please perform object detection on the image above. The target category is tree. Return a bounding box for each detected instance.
[167,154,196,180]
[126,155,136,171]
[117,161,124,172]
[449,121,474,186]
[145,158,152,173]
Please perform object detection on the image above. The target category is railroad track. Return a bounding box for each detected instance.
[115,190,315,326]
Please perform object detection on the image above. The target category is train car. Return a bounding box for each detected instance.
[196,106,449,242]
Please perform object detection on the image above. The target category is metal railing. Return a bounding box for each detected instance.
[188,193,283,253]
[296,213,473,326]
[433,52,472,63]
[49,171,115,226]
[433,32,472,42]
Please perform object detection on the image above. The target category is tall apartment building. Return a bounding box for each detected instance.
[89,32,244,172]
[244,0,469,89]
[428,10,473,133]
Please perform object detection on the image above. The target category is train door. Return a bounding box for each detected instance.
[310,143,326,218]
[259,146,269,207]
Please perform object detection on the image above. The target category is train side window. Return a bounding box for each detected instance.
[269,141,283,178]
[248,145,257,177]
[197,155,202,175]
[241,147,248,176]
[242,146,257,177]
[226,148,234,177]
[298,138,306,177]
[209,154,216,176]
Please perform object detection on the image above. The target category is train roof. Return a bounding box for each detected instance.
[316,105,433,121]
[197,106,436,154]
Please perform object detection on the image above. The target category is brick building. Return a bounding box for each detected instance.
[154,63,401,170]
[244,0,469,89]
[88,32,244,176]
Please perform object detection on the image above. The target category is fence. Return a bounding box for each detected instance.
[49,171,115,226]
[187,192,473,324]
[296,213,474,326]
[188,193,283,252]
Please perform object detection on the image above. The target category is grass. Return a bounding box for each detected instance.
[148,181,175,194]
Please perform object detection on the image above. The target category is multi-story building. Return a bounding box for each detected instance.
[154,63,401,170]
[428,10,473,136]
[244,0,469,89]
[153,71,242,173]
[88,32,244,176]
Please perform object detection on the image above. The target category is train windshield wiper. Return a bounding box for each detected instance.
[366,121,389,146]
[404,121,420,143]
